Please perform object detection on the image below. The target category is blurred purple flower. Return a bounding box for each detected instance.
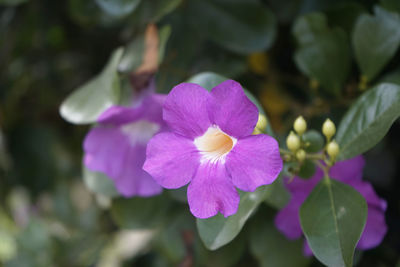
[143,80,282,218]
[83,92,167,197]
[274,156,387,255]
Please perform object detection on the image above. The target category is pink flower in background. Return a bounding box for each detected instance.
[83,91,166,197]
[275,156,387,255]
[143,80,282,218]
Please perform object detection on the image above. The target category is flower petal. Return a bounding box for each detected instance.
[143,132,200,189]
[114,144,162,197]
[163,83,211,138]
[84,127,162,197]
[357,206,387,249]
[274,198,304,240]
[303,240,313,257]
[98,93,165,126]
[226,134,282,192]
[208,80,258,138]
[329,156,365,183]
[83,126,128,178]
[187,163,239,218]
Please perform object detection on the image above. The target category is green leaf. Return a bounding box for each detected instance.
[60,48,124,124]
[131,0,183,25]
[263,175,290,210]
[300,178,367,267]
[186,72,274,136]
[250,219,309,267]
[293,13,351,95]
[380,0,400,13]
[336,83,400,160]
[298,160,316,179]
[95,0,141,17]
[187,0,276,54]
[110,195,171,229]
[379,68,400,85]
[196,186,269,250]
[83,167,119,198]
[303,129,324,153]
[352,6,400,81]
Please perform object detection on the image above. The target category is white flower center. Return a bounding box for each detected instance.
[120,120,160,145]
[194,126,237,164]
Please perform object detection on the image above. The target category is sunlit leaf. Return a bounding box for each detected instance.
[95,0,141,17]
[60,48,124,124]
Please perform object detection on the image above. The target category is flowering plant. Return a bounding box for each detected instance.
[3,0,400,266]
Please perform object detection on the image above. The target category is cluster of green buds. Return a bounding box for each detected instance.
[284,116,340,167]
[322,119,340,162]
[286,116,307,162]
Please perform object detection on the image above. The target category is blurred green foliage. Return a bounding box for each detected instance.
[1,0,400,266]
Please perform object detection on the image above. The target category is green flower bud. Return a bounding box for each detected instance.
[322,119,336,139]
[296,149,306,162]
[256,114,267,131]
[327,140,339,159]
[286,131,300,152]
[294,116,307,135]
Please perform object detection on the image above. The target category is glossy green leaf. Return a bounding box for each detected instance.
[336,83,400,160]
[300,178,367,267]
[352,6,400,81]
[111,195,171,229]
[250,219,309,267]
[82,167,119,198]
[303,129,324,153]
[60,48,123,124]
[131,0,183,25]
[293,13,351,95]
[187,0,276,54]
[95,0,141,17]
[186,72,274,136]
[196,186,269,250]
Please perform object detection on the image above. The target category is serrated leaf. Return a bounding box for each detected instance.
[352,6,400,81]
[336,83,400,160]
[293,13,351,95]
[187,0,276,54]
[83,167,119,198]
[196,186,269,250]
[60,48,124,124]
[300,178,367,267]
[186,72,274,136]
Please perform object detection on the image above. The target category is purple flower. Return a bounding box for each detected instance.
[275,156,387,255]
[143,80,282,218]
[83,92,167,197]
